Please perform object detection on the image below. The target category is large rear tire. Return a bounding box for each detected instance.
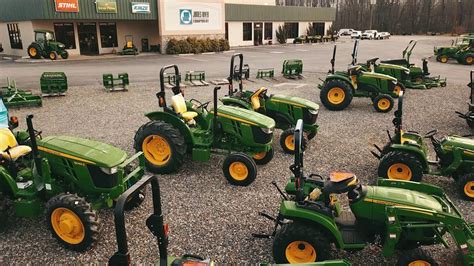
[273,222,332,263]
[134,121,187,174]
[396,248,438,266]
[223,153,257,186]
[458,173,474,201]
[27,44,41,59]
[378,150,424,182]
[320,80,353,111]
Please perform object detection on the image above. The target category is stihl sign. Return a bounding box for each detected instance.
[55,0,80,12]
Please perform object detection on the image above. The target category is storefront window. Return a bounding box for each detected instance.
[243,23,252,41]
[7,23,22,49]
[264,23,273,40]
[54,23,76,49]
[284,23,299,39]
[100,22,118,48]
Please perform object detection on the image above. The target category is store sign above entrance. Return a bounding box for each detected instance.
[131,2,150,14]
[96,0,117,13]
[55,0,79,12]
[164,1,224,32]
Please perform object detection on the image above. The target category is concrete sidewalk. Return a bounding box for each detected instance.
[12,52,162,63]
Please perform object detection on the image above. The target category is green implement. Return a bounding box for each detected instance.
[40,72,68,96]
[282,59,303,79]
[1,78,42,108]
[103,73,129,91]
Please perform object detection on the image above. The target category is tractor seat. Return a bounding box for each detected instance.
[171,94,198,121]
[250,87,268,110]
[127,41,133,48]
[0,128,31,161]
[323,171,359,195]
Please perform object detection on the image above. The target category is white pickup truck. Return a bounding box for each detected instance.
[361,30,379,40]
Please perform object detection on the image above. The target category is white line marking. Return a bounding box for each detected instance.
[274,83,307,89]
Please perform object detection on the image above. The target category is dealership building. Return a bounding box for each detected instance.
[0,0,335,57]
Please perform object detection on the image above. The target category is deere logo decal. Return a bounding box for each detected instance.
[180,9,193,25]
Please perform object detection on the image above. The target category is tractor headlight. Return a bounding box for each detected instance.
[58,44,65,48]
[261,127,273,134]
[308,109,318,115]
[392,80,398,85]
[101,167,118,175]
[404,70,410,75]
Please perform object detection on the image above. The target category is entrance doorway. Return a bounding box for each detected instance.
[77,23,99,55]
[254,23,263,46]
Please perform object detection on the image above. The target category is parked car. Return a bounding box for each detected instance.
[351,30,362,39]
[338,29,354,36]
[378,32,391,39]
[362,30,379,40]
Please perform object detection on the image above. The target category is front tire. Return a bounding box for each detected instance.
[373,94,394,113]
[49,51,58,60]
[463,54,474,65]
[46,193,100,251]
[273,222,332,263]
[253,147,274,165]
[396,248,438,266]
[320,80,353,111]
[134,121,187,174]
[438,55,449,63]
[61,51,69,59]
[458,173,474,201]
[223,153,257,186]
[280,128,307,154]
[378,151,424,182]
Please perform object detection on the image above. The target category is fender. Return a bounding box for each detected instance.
[0,166,19,196]
[220,96,252,110]
[279,200,345,248]
[145,111,195,145]
[388,144,429,171]
[323,74,356,92]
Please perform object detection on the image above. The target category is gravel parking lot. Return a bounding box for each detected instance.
[0,35,472,265]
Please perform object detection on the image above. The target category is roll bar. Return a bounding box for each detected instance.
[393,91,404,140]
[351,39,360,65]
[26,114,42,177]
[227,53,244,96]
[330,45,337,74]
[290,119,305,202]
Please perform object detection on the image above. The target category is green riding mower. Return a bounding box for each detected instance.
[381,40,446,88]
[0,114,146,251]
[221,53,320,154]
[134,65,275,186]
[255,120,474,265]
[318,45,401,113]
[27,30,69,60]
[119,35,139,56]
[435,36,474,65]
[374,92,474,201]
[109,174,351,266]
[457,71,474,129]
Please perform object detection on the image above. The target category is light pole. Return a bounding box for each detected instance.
[369,0,376,30]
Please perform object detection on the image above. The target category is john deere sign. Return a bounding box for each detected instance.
[131,2,151,14]
[96,0,117,13]
[163,1,224,32]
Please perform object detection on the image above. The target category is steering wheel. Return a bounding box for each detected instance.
[25,129,42,141]
[424,129,438,139]
[190,99,210,110]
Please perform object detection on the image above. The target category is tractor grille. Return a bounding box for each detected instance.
[303,109,318,125]
[87,165,119,189]
[251,126,273,144]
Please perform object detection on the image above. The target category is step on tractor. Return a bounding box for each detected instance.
[109,174,352,266]
[373,92,474,201]
[457,71,474,129]
[0,114,146,251]
[318,45,401,113]
[435,36,474,65]
[351,39,426,90]
[27,30,69,60]
[134,65,275,186]
[255,120,474,265]
[220,53,320,154]
[382,40,446,87]
[119,35,139,56]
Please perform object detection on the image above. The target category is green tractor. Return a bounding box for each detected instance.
[221,53,320,154]
[435,36,474,65]
[0,114,146,251]
[109,174,352,266]
[134,65,275,186]
[255,120,474,265]
[382,40,446,87]
[27,30,69,60]
[318,45,401,113]
[373,92,474,201]
[457,71,474,129]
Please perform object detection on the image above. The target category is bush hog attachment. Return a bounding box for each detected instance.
[0,78,42,108]
[457,71,474,129]
[255,120,474,265]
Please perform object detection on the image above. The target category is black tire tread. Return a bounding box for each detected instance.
[223,152,257,186]
[378,150,424,182]
[457,173,474,201]
[320,80,353,111]
[396,248,438,266]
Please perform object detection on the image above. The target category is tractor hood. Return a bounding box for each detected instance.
[442,136,474,152]
[38,136,127,168]
[378,63,410,72]
[270,94,320,110]
[48,41,66,49]
[367,186,444,212]
[215,105,275,129]
[361,71,398,82]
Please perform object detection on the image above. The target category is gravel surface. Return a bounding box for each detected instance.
[0,52,472,265]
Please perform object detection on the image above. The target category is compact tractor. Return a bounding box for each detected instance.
[457,71,474,129]
[0,114,146,251]
[381,40,446,87]
[374,92,474,201]
[318,45,401,113]
[119,35,139,56]
[221,53,320,154]
[435,35,474,65]
[27,30,69,60]
[134,65,275,186]
[109,174,351,266]
[255,120,474,265]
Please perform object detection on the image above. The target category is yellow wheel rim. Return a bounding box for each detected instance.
[463,181,474,198]
[253,151,266,160]
[285,135,295,151]
[327,87,345,105]
[440,56,448,63]
[29,47,37,57]
[51,208,85,244]
[394,85,402,96]
[285,241,317,263]
[377,98,391,111]
[142,135,171,166]
[467,56,473,64]
[387,163,412,180]
[415,77,423,83]
[229,162,248,181]
[408,260,431,266]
